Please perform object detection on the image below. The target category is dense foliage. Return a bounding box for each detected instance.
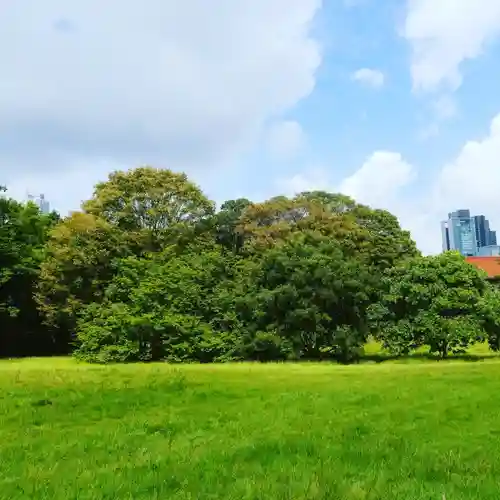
[0,187,62,356]
[2,167,500,362]
[369,252,497,357]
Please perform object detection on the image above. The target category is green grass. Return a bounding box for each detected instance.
[2,358,500,499]
[363,339,497,361]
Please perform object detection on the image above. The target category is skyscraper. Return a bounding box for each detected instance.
[474,215,490,248]
[37,194,50,214]
[490,230,497,246]
[28,193,50,214]
[441,210,477,256]
[442,210,497,256]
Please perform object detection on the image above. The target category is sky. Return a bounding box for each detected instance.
[2,0,500,254]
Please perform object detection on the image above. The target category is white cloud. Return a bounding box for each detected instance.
[403,0,500,91]
[266,120,305,160]
[275,112,500,255]
[414,113,500,254]
[351,68,385,88]
[0,0,322,204]
[435,114,500,213]
[277,167,331,196]
[339,151,415,207]
[275,152,416,216]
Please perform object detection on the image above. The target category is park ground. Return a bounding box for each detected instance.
[2,352,500,499]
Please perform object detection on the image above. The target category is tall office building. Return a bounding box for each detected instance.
[490,230,497,246]
[474,215,497,248]
[474,215,489,248]
[441,210,477,256]
[28,193,50,214]
[37,194,50,214]
[442,210,498,256]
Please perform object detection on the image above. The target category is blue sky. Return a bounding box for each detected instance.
[2,0,500,254]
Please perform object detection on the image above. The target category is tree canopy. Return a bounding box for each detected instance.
[2,167,499,363]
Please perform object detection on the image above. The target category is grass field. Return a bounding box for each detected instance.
[2,358,500,499]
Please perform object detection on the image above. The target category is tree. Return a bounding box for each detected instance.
[298,191,419,269]
[214,198,252,252]
[0,189,61,356]
[297,191,357,214]
[369,252,490,358]
[83,166,215,251]
[36,212,134,333]
[237,192,418,270]
[227,231,376,362]
[238,195,365,256]
[348,206,419,270]
[477,286,500,352]
[74,245,240,363]
[37,167,217,335]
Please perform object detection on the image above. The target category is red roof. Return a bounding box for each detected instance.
[466,257,500,278]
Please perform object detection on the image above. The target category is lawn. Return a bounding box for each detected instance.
[2,358,500,499]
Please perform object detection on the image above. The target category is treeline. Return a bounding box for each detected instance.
[2,167,500,363]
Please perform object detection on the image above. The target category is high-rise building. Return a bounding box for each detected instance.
[28,193,50,214]
[490,230,497,246]
[474,215,490,248]
[37,194,50,214]
[474,215,497,248]
[441,210,477,256]
[442,210,497,256]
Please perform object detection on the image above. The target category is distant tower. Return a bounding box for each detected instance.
[38,194,50,214]
[27,192,50,214]
[441,210,477,256]
[442,209,498,256]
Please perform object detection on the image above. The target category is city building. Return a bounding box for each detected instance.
[474,215,497,248]
[441,210,477,256]
[491,231,498,246]
[442,210,497,256]
[28,193,50,214]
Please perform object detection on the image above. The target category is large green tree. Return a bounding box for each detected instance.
[224,231,376,362]
[237,192,418,269]
[84,166,215,251]
[36,212,133,332]
[74,244,239,363]
[37,167,216,335]
[214,198,252,252]
[369,251,492,358]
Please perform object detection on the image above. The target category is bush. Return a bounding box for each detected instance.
[75,301,231,363]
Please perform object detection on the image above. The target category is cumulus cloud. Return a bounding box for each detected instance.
[339,152,415,207]
[0,0,322,194]
[434,114,500,214]
[266,120,305,160]
[351,68,385,88]
[277,152,414,209]
[277,167,331,196]
[275,112,500,255]
[403,0,500,91]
